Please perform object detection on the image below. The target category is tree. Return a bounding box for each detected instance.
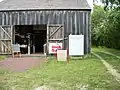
[103,8,120,48]
[92,5,120,49]
[102,0,120,9]
[91,5,106,46]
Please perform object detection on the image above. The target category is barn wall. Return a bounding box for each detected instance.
[0,10,91,54]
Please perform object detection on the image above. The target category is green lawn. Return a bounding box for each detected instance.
[102,47,120,56]
[0,55,6,61]
[0,54,120,90]
[93,47,120,73]
[93,47,120,56]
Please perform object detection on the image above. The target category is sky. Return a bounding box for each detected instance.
[87,0,103,11]
[87,0,93,9]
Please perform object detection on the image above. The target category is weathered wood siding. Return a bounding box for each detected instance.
[0,10,91,54]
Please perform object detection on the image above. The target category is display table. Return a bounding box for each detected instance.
[19,45,27,54]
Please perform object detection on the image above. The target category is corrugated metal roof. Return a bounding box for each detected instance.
[0,0,91,11]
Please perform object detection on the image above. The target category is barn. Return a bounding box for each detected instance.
[0,0,91,55]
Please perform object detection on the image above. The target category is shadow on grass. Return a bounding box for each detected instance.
[69,56,84,61]
[68,54,96,61]
[47,54,98,61]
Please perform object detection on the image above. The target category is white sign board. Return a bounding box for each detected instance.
[69,35,84,56]
[49,43,62,54]
[57,50,67,61]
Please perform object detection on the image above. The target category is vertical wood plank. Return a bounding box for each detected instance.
[2,13,4,25]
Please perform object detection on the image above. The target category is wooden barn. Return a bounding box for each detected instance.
[0,0,91,55]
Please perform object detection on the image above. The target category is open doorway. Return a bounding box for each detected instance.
[14,25,47,54]
[34,30,46,53]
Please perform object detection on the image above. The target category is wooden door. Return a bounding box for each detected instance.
[0,26,13,54]
[47,24,64,54]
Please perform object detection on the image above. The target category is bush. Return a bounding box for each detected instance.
[92,6,120,49]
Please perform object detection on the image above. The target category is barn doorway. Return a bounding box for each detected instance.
[14,25,47,54]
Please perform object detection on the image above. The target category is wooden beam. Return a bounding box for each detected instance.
[0,39,11,40]
[1,41,11,52]
[0,26,11,38]
[48,39,64,41]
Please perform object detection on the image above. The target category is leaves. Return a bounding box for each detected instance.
[92,5,120,49]
[102,0,120,9]
[91,5,106,46]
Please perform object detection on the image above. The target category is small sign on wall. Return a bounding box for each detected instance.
[69,35,84,56]
[49,43,62,54]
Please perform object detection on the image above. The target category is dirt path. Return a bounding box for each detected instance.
[0,57,47,72]
[92,52,120,83]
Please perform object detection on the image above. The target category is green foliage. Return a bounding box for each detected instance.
[91,5,106,46]
[102,0,120,9]
[103,8,120,48]
[92,5,120,49]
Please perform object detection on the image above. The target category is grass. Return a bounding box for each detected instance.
[93,46,120,57]
[0,55,6,61]
[93,47,120,73]
[102,47,120,56]
[0,55,120,90]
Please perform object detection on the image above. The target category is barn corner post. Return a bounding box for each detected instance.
[89,11,92,54]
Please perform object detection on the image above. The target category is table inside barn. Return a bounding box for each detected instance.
[19,45,28,54]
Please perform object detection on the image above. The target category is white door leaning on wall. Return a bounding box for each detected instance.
[69,35,84,56]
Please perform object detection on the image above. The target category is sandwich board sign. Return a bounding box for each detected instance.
[49,43,62,54]
[57,50,67,61]
[69,35,84,56]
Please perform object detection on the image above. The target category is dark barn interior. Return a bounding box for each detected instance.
[15,25,47,54]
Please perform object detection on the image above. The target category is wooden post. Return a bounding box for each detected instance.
[66,48,69,64]
[28,34,30,55]
[54,53,57,64]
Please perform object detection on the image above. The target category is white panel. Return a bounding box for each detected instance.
[69,35,84,56]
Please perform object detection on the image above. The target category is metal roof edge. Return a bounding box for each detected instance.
[0,8,91,12]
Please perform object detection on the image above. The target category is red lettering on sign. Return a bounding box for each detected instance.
[50,44,62,53]
[52,49,57,52]
[52,46,61,49]
[58,46,61,48]
[52,49,54,52]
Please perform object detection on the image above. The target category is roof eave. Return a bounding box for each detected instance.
[0,8,91,12]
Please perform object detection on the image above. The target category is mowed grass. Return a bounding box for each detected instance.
[0,55,6,61]
[93,47,120,73]
[0,55,120,90]
[102,47,120,57]
[93,47,120,56]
